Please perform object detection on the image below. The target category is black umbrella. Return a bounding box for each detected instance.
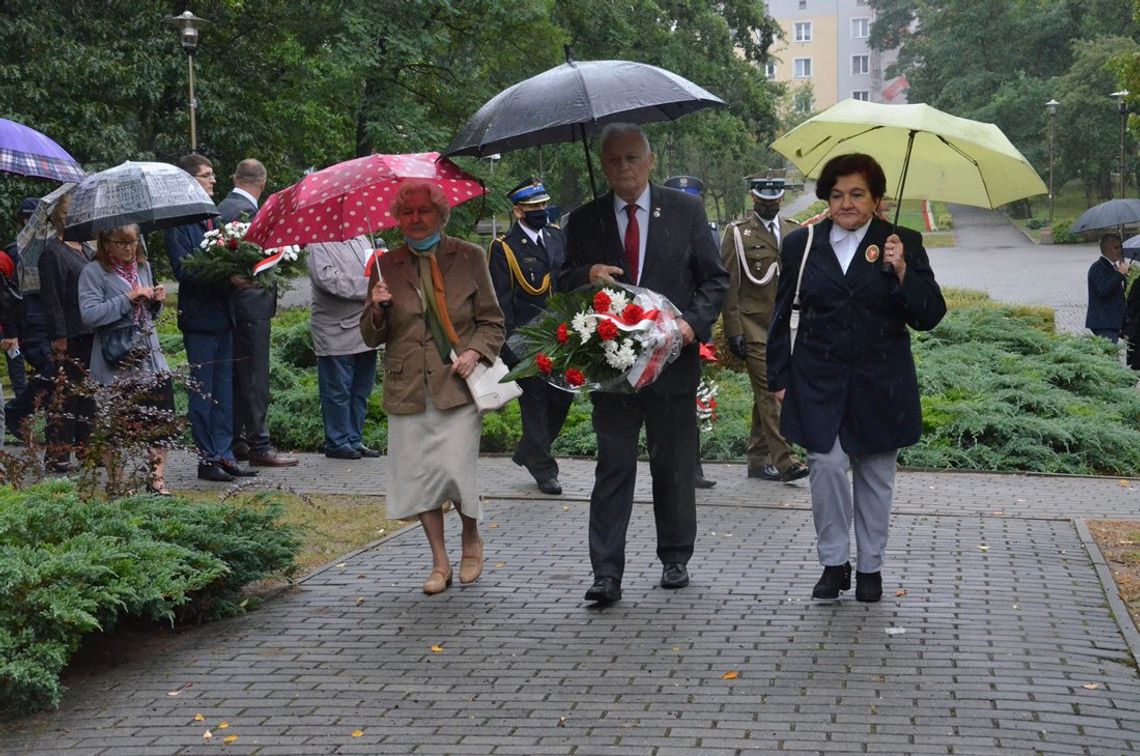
[444,51,725,196]
[1070,198,1140,234]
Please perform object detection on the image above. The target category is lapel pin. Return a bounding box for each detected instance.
[865,244,880,263]
[652,207,661,218]
[742,228,751,237]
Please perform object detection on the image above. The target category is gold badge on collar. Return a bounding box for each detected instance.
[652,207,661,218]
[865,244,880,263]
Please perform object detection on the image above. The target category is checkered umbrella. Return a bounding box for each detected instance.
[244,152,485,249]
[63,161,218,241]
[0,118,85,182]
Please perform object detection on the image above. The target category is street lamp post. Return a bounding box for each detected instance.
[1048,98,1057,222]
[1045,99,1059,223]
[171,10,205,152]
[1112,90,1130,198]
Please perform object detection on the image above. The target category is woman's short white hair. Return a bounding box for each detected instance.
[391,180,451,227]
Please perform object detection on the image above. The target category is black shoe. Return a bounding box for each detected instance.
[536,477,562,495]
[325,446,363,460]
[584,576,622,604]
[45,458,74,474]
[232,441,250,461]
[355,445,381,458]
[856,571,883,603]
[781,462,810,482]
[661,562,690,589]
[197,463,235,483]
[748,464,782,481]
[218,459,259,477]
[812,562,851,599]
[694,474,717,489]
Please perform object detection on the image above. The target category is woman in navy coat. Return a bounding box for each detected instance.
[768,153,946,602]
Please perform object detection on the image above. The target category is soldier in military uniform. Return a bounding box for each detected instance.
[488,177,572,495]
[721,178,809,482]
[663,175,718,489]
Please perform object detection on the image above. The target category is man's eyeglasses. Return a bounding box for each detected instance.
[106,239,139,249]
[194,171,215,180]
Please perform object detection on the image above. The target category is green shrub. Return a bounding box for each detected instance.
[1025,217,1044,230]
[0,481,300,713]
[1051,217,1074,243]
[932,202,954,230]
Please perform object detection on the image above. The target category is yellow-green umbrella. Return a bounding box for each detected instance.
[771,99,1046,211]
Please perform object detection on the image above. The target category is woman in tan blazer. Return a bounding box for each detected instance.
[361,180,504,594]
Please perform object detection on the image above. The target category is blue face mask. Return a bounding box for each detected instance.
[406,232,441,251]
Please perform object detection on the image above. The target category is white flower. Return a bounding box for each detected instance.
[602,337,637,370]
[605,288,630,314]
[572,311,595,344]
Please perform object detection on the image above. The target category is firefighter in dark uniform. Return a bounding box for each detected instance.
[488,177,572,495]
[663,175,718,489]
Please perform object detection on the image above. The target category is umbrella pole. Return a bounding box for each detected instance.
[580,124,598,201]
[886,129,917,272]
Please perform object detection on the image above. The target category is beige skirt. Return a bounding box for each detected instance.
[386,398,483,521]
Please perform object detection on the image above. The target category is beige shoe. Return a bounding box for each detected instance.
[422,566,453,595]
[459,536,484,584]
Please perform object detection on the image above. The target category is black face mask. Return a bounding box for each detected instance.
[522,208,549,230]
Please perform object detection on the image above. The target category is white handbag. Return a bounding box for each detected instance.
[452,350,523,413]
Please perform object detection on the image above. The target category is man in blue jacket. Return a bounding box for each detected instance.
[1086,233,1130,343]
[166,154,257,482]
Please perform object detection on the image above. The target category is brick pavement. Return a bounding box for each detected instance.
[3,454,1139,755]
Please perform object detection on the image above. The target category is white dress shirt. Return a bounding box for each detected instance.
[519,222,543,248]
[757,212,781,247]
[829,219,872,274]
[614,185,651,284]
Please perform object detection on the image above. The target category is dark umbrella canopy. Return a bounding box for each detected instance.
[0,118,85,182]
[444,59,726,158]
[63,161,218,241]
[1070,198,1140,234]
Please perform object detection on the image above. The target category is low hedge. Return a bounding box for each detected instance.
[0,481,301,713]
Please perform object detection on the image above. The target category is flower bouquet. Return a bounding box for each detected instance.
[179,220,305,289]
[502,283,683,393]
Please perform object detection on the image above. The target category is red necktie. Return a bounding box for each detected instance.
[624,203,639,283]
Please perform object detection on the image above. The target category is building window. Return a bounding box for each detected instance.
[852,90,870,101]
[765,60,777,79]
[852,17,870,38]
[799,0,807,8]
[794,90,813,113]
[794,58,813,78]
[794,21,812,42]
[852,54,870,75]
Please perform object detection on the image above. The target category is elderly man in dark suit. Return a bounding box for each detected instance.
[489,176,571,495]
[560,123,728,604]
[1086,233,1130,343]
[218,158,297,467]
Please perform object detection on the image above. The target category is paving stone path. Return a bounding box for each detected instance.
[3,453,1139,755]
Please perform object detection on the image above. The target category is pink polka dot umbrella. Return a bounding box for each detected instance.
[244,152,486,249]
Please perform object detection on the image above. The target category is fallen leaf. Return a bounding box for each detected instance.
[1119,479,1129,487]
[355,597,365,605]
[1013,604,1021,611]
[223,734,238,744]
[495,562,506,568]
[895,590,907,598]
[1083,683,1100,690]
[488,523,500,529]
[977,545,990,552]
[557,716,567,727]
[351,729,364,737]
[193,714,205,722]
[336,562,348,568]
[430,644,444,653]
[562,505,570,512]
[203,730,213,741]
[885,627,906,636]
[218,721,229,729]
[721,671,739,680]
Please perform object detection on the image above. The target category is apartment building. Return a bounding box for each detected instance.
[764,0,909,112]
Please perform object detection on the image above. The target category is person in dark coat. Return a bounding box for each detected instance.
[1124,271,1140,370]
[488,176,571,495]
[4,197,51,442]
[768,153,946,603]
[218,158,296,467]
[1085,233,1129,343]
[37,193,96,471]
[559,123,729,605]
[165,154,256,483]
[2,197,36,400]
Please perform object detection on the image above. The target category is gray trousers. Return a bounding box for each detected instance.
[806,437,898,573]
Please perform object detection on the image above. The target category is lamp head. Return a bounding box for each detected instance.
[171,10,205,55]
[1045,98,1059,116]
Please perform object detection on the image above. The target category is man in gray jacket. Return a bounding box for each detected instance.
[307,236,382,459]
